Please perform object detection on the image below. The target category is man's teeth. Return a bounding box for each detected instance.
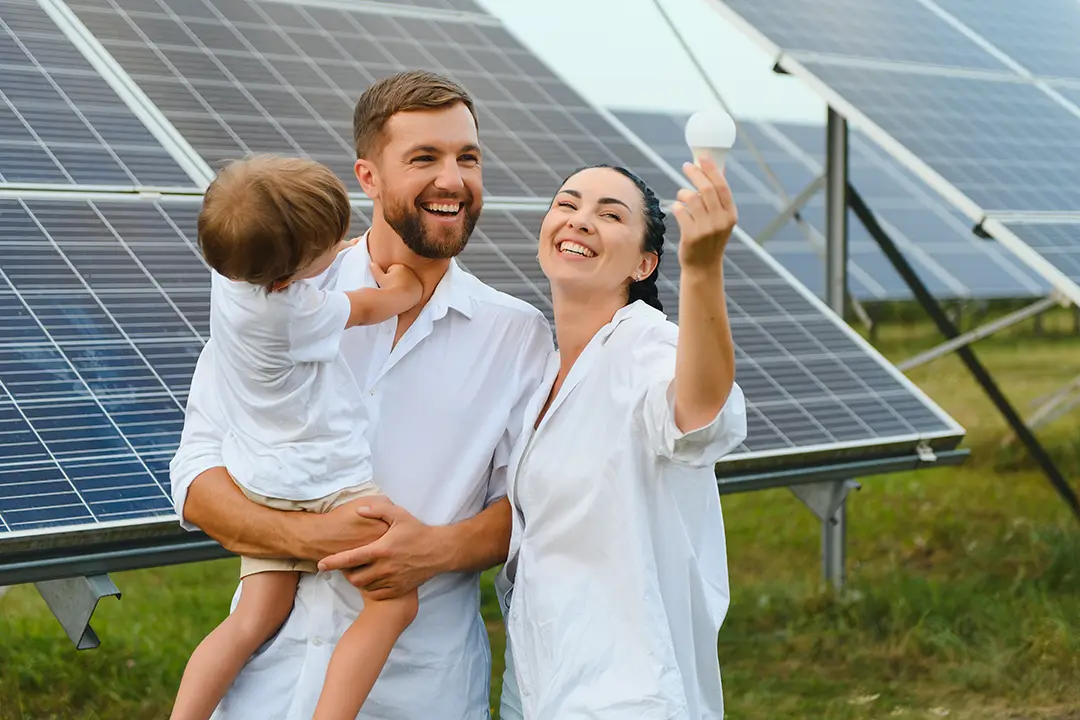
[422,202,461,214]
[559,241,596,258]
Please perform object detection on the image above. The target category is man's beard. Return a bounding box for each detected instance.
[383,194,481,260]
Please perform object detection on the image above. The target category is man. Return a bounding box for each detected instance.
[170,70,550,719]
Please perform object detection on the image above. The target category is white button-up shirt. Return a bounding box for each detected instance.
[500,301,747,719]
[170,233,553,720]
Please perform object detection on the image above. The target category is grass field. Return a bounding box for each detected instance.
[2,307,1079,719]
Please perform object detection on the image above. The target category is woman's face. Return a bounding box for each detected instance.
[538,167,657,302]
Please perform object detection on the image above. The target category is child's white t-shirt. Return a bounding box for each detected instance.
[208,270,374,501]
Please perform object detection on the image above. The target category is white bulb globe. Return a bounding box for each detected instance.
[684,109,737,168]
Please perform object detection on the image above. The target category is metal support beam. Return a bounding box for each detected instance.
[898,294,1063,372]
[848,183,1080,522]
[790,480,860,591]
[34,574,121,650]
[756,173,826,244]
[821,108,850,589]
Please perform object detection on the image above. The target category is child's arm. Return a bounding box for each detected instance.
[345,262,423,328]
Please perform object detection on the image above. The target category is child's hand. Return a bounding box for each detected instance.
[336,236,363,254]
[370,262,423,304]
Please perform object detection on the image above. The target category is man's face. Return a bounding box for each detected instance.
[356,103,483,259]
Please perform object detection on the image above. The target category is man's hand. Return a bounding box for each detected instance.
[318,497,450,601]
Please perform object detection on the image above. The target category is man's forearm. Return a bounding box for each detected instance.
[433,497,512,575]
[185,468,385,562]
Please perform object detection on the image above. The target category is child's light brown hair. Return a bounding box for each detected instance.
[197,155,351,287]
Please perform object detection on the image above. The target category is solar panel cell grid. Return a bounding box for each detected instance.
[0,0,193,189]
[66,0,681,199]
[802,62,1080,213]
[717,0,1011,72]
[1004,223,1080,285]
[932,0,1080,82]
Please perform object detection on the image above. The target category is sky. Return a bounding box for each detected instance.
[477,0,826,124]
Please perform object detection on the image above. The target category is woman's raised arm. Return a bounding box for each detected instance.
[668,156,739,432]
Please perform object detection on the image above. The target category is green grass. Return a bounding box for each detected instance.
[3,307,1080,719]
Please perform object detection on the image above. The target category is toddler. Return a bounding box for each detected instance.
[171,155,422,720]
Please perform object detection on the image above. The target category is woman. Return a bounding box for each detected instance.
[497,156,747,719]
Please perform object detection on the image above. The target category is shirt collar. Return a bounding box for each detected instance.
[358,230,476,320]
[609,299,665,327]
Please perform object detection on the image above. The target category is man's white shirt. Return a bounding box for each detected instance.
[170,233,553,720]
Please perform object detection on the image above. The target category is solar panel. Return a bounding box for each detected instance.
[712,0,1011,72]
[709,0,1080,307]
[0,196,203,536]
[0,192,963,548]
[63,0,680,200]
[615,109,1048,301]
[931,0,1080,82]
[800,61,1080,214]
[998,222,1080,289]
[0,0,196,190]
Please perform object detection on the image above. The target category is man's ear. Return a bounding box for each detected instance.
[355,158,379,200]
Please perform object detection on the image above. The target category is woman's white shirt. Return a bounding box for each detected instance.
[502,300,748,720]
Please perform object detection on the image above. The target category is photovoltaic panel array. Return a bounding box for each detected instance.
[0,0,966,562]
[63,0,680,200]
[0,0,195,189]
[615,109,1049,301]
[0,197,203,535]
[0,197,963,541]
[709,0,1080,305]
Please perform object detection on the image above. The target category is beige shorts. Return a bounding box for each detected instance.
[237,480,382,579]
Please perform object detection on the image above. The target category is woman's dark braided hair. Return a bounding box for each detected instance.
[554,164,666,312]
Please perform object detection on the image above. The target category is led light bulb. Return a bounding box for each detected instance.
[684,108,737,168]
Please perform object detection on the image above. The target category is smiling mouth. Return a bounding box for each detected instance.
[557,240,596,258]
[421,201,464,217]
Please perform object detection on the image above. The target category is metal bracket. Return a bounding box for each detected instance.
[34,574,121,650]
[790,479,861,523]
[915,441,938,463]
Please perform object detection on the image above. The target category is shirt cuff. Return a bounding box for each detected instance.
[652,382,748,467]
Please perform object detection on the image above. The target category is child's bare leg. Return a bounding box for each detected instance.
[311,589,419,720]
[171,572,301,720]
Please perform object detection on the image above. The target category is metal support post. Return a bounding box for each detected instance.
[822,108,850,590]
[790,480,860,590]
[34,574,121,650]
[848,184,1080,522]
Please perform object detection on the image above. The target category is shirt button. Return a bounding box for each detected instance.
[312,638,324,647]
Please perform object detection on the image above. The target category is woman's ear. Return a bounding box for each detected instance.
[633,251,659,281]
